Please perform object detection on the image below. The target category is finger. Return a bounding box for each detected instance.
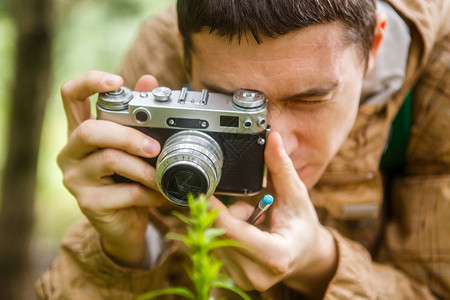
[228,201,266,224]
[210,197,284,250]
[210,197,290,268]
[264,131,308,204]
[134,75,159,92]
[61,71,123,135]
[62,119,160,161]
[228,201,254,220]
[77,148,158,191]
[78,183,164,214]
[216,247,281,292]
[214,248,254,291]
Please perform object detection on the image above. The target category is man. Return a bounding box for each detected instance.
[36,0,449,298]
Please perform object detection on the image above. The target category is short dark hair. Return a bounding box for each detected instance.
[177,0,376,67]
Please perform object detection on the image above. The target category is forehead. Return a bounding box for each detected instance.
[190,22,363,96]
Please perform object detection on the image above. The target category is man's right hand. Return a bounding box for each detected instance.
[57,71,165,268]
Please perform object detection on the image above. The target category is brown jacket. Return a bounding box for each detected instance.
[36,0,450,298]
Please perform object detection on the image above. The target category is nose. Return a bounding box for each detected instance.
[268,108,299,157]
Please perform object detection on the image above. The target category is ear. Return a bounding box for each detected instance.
[365,13,387,75]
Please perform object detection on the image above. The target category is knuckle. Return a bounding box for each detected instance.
[145,166,156,185]
[253,283,268,292]
[248,275,273,292]
[100,148,120,169]
[122,128,138,150]
[77,191,98,214]
[60,80,74,99]
[128,184,144,201]
[237,281,253,292]
[267,256,290,275]
[75,119,96,144]
[61,168,84,199]
[61,169,76,189]
[61,175,70,190]
[56,149,67,170]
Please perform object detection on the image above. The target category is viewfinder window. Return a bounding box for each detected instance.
[220,116,239,128]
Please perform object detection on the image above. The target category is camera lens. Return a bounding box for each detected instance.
[161,164,208,204]
[156,130,223,205]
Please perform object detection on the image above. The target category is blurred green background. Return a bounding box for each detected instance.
[0,0,173,280]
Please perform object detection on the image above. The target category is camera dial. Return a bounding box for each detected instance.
[152,87,172,102]
[98,87,133,110]
[232,89,266,109]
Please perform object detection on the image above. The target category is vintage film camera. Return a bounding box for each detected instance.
[97,86,269,206]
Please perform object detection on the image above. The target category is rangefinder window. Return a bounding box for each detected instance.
[166,117,209,129]
[220,115,239,128]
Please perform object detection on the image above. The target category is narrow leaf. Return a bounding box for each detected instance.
[212,280,251,300]
[165,232,185,242]
[202,209,219,227]
[135,286,195,300]
[204,228,225,241]
[208,239,246,250]
[171,210,192,224]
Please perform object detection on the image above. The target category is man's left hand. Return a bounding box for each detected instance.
[210,131,338,298]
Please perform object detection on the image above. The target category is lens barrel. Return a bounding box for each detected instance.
[156,131,223,205]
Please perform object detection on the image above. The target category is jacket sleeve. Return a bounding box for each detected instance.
[322,13,450,299]
[34,218,179,300]
[119,6,187,90]
[322,228,436,299]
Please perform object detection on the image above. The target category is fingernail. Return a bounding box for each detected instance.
[143,138,159,156]
[104,75,121,86]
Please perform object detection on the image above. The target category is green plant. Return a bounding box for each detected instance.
[137,194,250,300]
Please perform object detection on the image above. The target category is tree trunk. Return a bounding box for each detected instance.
[0,0,53,298]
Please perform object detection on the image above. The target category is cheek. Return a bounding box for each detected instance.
[313,100,360,169]
[319,102,358,156]
[270,97,359,161]
[314,78,363,161]
[328,87,362,153]
[296,108,343,158]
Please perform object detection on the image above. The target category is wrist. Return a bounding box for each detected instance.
[101,236,148,269]
[284,226,338,299]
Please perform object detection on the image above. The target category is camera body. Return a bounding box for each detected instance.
[97,86,269,205]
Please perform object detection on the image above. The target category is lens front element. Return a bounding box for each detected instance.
[156,131,223,205]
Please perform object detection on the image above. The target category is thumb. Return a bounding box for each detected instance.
[134,75,159,92]
[264,131,307,204]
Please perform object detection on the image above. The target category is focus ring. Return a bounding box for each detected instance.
[156,130,223,205]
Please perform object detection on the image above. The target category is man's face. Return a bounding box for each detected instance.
[189,23,366,189]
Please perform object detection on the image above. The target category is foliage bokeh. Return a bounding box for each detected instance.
[0,0,174,258]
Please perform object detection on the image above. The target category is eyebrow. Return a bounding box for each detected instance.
[200,80,340,99]
[285,81,340,100]
[199,81,235,95]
